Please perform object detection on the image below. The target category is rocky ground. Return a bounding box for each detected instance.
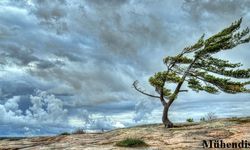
[1,117,250,150]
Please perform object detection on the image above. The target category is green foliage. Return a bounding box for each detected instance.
[149,71,182,88]
[205,67,250,79]
[200,74,247,93]
[163,56,193,64]
[203,86,219,94]
[188,77,219,93]
[115,138,148,147]
[165,18,250,95]
[149,71,182,97]
[166,18,250,94]
[162,87,172,96]
[133,18,250,128]
[200,117,206,122]
[184,34,205,53]
[136,18,250,106]
[186,118,194,122]
[194,57,242,69]
[60,132,70,135]
[204,18,242,46]
[149,71,166,87]
[188,78,203,92]
[195,18,250,57]
[169,93,178,100]
[193,56,250,80]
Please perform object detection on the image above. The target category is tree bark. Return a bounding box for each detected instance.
[162,102,173,128]
[162,57,199,128]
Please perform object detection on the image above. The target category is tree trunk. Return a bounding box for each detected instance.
[162,103,173,128]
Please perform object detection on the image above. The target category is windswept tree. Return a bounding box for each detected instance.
[133,18,250,128]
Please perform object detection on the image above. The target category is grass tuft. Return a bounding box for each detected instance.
[115,138,148,147]
[59,132,70,135]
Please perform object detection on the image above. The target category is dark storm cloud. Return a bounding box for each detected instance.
[0,72,52,101]
[24,0,186,105]
[0,43,38,66]
[32,0,67,21]
[12,0,176,106]
[86,0,128,6]
[181,0,250,36]
[0,81,34,99]
[183,0,250,20]
[53,51,83,62]
[0,42,60,69]
[88,1,170,57]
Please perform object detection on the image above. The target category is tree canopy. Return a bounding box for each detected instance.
[147,18,250,98]
[133,18,250,128]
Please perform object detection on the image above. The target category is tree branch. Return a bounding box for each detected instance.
[188,72,224,92]
[180,90,188,92]
[171,57,199,100]
[132,81,160,99]
[159,88,167,106]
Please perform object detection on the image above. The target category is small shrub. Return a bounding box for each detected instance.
[200,117,206,122]
[72,128,86,134]
[115,138,148,147]
[186,118,194,122]
[60,132,70,135]
[205,112,217,121]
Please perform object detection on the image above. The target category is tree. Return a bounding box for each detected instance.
[133,18,250,128]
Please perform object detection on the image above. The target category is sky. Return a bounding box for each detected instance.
[0,0,250,136]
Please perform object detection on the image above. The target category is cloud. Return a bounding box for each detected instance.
[181,0,250,35]
[3,96,21,113]
[182,0,250,20]
[0,90,127,135]
[133,99,160,123]
[69,109,125,131]
[27,90,68,123]
[0,90,68,135]
[31,0,67,21]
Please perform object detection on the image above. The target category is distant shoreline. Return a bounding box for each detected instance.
[1,116,250,140]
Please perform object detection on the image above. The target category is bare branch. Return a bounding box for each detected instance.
[132,81,160,99]
[180,90,188,92]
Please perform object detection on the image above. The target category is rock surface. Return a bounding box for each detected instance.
[1,117,250,150]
